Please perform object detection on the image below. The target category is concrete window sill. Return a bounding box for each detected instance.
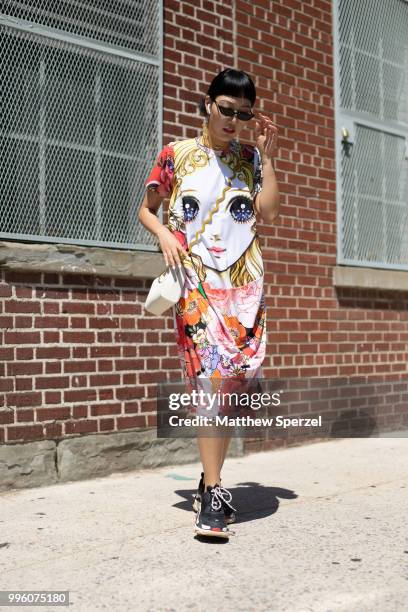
[0,241,165,280]
[333,265,408,291]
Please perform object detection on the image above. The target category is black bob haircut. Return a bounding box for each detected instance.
[198,68,256,117]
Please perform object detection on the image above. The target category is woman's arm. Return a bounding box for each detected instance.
[138,190,186,269]
[253,112,280,224]
[137,189,167,238]
[254,157,280,224]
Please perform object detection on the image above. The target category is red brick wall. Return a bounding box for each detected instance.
[0,271,176,443]
[1,0,407,447]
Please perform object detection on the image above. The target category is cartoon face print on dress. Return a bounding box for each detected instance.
[181,185,256,272]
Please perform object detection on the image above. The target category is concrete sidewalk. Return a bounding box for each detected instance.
[0,436,407,612]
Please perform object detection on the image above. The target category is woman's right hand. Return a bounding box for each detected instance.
[156,226,188,269]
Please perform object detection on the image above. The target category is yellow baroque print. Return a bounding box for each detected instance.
[173,140,209,179]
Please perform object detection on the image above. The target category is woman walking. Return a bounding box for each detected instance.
[139,68,280,538]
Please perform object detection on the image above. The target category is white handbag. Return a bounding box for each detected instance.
[144,173,233,316]
[144,262,186,315]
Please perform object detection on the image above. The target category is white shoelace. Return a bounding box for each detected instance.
[210,485,236,512]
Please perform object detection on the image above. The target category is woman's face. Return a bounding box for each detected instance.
[181,170,257,272]
[204,94,253,145]
[192,187,256,272]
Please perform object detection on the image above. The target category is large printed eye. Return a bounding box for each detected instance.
[182,196,199,222]
[229,195,254,224]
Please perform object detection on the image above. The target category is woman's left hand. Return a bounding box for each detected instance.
[255,113,279,160]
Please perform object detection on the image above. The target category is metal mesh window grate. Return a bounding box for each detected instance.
[3,0,160,55]
[0,1,162,251]
[335,0,408,270]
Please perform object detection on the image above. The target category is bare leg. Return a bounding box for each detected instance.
[196,427,232,488]
[196,430,224,487]
[220,435,232,474]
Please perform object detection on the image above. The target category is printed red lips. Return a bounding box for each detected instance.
[209,246,226,253]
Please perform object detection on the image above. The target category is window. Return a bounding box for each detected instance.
[333,0,408,270]
[0,1,162,251]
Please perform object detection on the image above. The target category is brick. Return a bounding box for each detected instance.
[65,420,98,434]
[0,410,14,425]
[37,407,71,421]
[36,376,70,390]
[44,422,63,437]
[62,332,96,343]
[35,317,69,329]
[117,415,147,429]
[7,424,44,441]
[4,331,41,345]
[90,404,122,417]
[64,389,97,403]
[0,315,13,328]
[116,387,145,401]
[5,301,41,314]
[89,374,121,387]
[72,406,88,418]
[0,285,13,297]
[99,418,115,431]
[61,302,95,314]
[6,392,42,408]
[7,362,42,376]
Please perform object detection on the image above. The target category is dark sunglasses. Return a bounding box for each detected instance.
[213,100,254,122]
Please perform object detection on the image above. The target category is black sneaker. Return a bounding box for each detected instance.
[219,478,236,524]
[192,471,205,514]
[193,474,236,524]
[194,484,234,539]
[221,496,237,524]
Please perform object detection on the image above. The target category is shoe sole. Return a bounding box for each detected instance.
[192,495,236,524]
[194,525,230,539]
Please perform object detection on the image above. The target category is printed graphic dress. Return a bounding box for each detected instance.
[145,136,267,415]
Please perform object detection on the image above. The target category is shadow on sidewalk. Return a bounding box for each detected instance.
[173,482,298,523]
